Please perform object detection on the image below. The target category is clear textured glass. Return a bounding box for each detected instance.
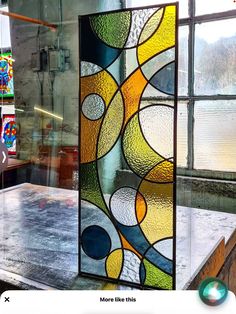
[194,101,236,172]
[196,0,236,15]
[195,19,236,95]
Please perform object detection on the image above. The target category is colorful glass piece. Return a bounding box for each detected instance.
[90,12,131,49]
[141,47,175,81]
[79,3,177,289]
[1,114,16,155]
[138,5,176,65]
[80,17,121,68]
[150,62,175,95]
[0,52,14,98]
[106,249,123,279]
[81,225,111,260]
[139,8,164,45]
[124,8,158,48]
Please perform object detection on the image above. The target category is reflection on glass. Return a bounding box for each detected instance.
[194,101,236,172]
[0,6,11,48]
[177,102,188,167]
[0,1,79,290]
[179,26,188,96]
[128,0,189,18]
[196,0,236,15]
[195,19,236,95]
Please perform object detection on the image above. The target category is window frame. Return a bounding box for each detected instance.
[124,0,236,180]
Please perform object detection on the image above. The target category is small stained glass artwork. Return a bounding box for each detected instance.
[1,114,16,155]
[0,52,14,98]
[79,3,178,289]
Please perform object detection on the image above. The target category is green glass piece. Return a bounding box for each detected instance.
[90,11,131,48]
[143,259,172,290]
[81,162,109,215]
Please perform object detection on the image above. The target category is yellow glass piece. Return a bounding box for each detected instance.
[98,91,124,158]
[138,6,176,65]
[145,160,173,183]
[139,181,173,243]
[136,192,147,223]
[106,249,123,279]
[80,70,118,163]
[121,68,148,127]
[120,234,142,259]
[143,259,172,289]
[139,8,164,44]
[123,113,164,177]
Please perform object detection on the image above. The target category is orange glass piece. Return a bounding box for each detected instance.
[136,191,147,223]
[120,233,142,259]
[121,68,148,128]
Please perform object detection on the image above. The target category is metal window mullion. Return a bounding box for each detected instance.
[187,0,195,170]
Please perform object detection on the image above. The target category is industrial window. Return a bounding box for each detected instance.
[126,0,236,179]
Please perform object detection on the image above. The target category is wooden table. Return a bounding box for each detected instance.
[6,158,31,171]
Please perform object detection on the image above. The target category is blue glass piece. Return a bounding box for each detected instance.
[80,17,121,69]
[145,246,173,275]
[81,225,111,260]
[150,62,175,95]
[117,223,150,254]
[117,223,172,274]
[140,262,146,284]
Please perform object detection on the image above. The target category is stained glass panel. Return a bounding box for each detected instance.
[1,114,16,155]
[79,3,178,289]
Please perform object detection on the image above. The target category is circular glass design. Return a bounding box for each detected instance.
[82,94,105,120]
[81,225,111,260]
[198,277,228,306]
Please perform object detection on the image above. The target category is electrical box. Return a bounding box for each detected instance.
[49,49,68,72]
[31,50,47,72]
[31,52,41,72]
[31,49,69,72]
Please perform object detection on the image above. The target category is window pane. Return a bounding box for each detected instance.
[179,26,188,96]
[196,0,236,15]
[127,0,189,18]
[195,19,236,95]
[0,6,11,48]
[194,101,236,172]
[177,102,188,167]
[140,100,187,167]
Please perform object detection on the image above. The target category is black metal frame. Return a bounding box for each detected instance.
[78,2,179,290]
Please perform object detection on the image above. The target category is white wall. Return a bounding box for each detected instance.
[0,6,11,48]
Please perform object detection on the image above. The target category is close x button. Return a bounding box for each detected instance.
[0,142,8,174]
